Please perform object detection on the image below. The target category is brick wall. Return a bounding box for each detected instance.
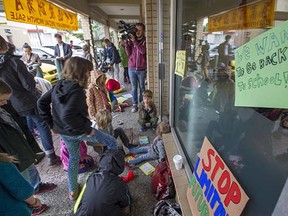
[144,0,171,116]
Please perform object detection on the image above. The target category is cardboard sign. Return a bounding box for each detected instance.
[3,0,78,31]
[208,0,275,32]
[175,50,187,78]
[235,20,288,108]
[187,137,249,216]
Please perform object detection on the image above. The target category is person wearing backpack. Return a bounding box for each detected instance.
[72,149,131,216]
[103,39,121,82]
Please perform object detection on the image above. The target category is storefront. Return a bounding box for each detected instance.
[169,0,288,215]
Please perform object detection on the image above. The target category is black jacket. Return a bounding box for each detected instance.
[0,103,37,172]
[0,53,38,116]
[54,42,73,60]
[104,43,121,65]
[38,80,92,136]
[73,149,131,216]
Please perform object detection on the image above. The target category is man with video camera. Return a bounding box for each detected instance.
[124,23,147,113]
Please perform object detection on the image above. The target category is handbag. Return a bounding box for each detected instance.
[151,161,176,200]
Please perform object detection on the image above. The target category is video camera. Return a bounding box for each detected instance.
[118,20,137,41]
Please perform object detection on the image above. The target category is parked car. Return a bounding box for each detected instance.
[15,47,55,64]
[40,63,58,84]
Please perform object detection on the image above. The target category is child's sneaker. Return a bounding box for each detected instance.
[32,204,49,216]
[116,106,122,112]
[140,127,146,132]
[35,182,57,195]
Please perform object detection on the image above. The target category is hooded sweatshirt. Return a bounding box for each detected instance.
[0,53,38,115]
[38,80,92,136]
[73,149,131,216]
[125,36,146,70]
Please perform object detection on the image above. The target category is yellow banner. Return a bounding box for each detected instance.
[175,50,187,78]
[3,0,78,31]
[208,0,275,32]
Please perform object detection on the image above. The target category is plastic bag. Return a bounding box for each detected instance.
[151,161,176,200]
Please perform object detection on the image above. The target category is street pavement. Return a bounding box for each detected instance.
[35,76,158,216]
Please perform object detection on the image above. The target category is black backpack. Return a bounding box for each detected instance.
[153,199,182,216]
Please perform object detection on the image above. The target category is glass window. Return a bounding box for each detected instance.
[173,0,288,215]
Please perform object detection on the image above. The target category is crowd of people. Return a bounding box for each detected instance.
[0,22,172,215]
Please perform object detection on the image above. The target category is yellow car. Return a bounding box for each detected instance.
[40,63,58,84]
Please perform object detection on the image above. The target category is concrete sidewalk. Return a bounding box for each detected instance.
[35,80,158,216]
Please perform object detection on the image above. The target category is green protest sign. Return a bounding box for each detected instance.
[235,20,288,108]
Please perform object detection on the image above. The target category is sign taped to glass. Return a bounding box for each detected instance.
[175,50,187,78]
[3,0,78,31]
[235,20,288,108]
[186,137,249,216]
[208,0,275,32]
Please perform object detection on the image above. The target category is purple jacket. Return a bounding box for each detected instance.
[125,36,146,70]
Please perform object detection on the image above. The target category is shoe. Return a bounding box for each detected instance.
[35,152,45,165]
[69,184,81,201]
[132,105,138,113]
[32,204,49,216]
[78,163,89,174]
[121,103,129,108]
[127,171,135,181]
[47,153,61,166]
[116,105,123,112]
[140,127,146,132]
[35,182,57,195]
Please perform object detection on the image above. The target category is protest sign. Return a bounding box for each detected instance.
[175,50,187,78]
[235,20,288,108]
[187,137,249,216]
[3,0,78,31]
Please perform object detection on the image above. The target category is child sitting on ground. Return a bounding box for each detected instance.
[89,109,134,154]
[127,122,170,165]
[138,90,158,132]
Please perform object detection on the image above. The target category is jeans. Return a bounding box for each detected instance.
[128,146,157,164]
[60,129,117,193]
[114,127,129,147]
[21,164,41,191]
[128,69,146,106]
[108,63,120,81]
[26,114,55,155]
[55,59,63,80]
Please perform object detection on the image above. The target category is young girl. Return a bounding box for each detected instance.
[127,122,170,165]
[87,70,126,119]
[38,57,117,201]
[90,109,133,154]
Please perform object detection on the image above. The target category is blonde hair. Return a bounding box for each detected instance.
[95,109,112,130]
[61,57,93,87]
[156,122,170,136]
[0,153,18,163]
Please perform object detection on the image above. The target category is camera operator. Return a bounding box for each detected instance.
[125,23,147,113]
[103,39,121,82]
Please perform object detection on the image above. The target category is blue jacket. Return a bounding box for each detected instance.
[104,43,121,65]
[0,162,34,216]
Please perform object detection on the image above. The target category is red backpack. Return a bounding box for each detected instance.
[151,160,176,200]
